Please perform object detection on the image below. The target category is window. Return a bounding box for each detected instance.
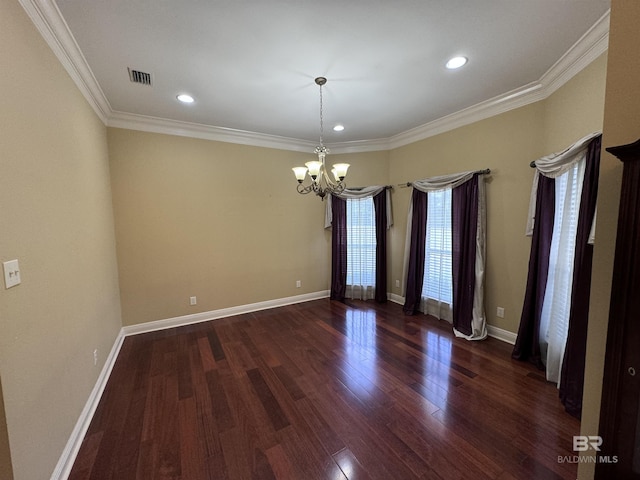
[346,196,376,298]
[421,189,453,317]
[539,160,585,382]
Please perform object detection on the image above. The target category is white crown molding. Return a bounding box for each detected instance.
[107,111,318,153]
[20,0,111,123]
[24,1,609,153]
[386,82,546,150]
[540,10,610,98]
[387,9,610,150]
[324,137,394,154]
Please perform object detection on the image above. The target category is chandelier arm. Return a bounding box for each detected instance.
[325,173,338,188]
[319,165,339,188]
[297,178,342,199]
[297,183,315,195]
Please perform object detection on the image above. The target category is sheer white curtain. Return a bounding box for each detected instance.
[402,170,487,340]
[539,160,585,383]
[325,187,393,301]
[346,196,376,300]
[421,189,453,321]
[525,132,599,384]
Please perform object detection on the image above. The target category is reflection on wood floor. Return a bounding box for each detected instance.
[69,299,579,479]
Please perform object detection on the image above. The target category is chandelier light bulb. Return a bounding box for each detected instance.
[292,167,308,183]
[305,161,322,180]
[332,163,350,181]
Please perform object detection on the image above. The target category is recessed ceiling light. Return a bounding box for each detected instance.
[446,56,468,69]
[333,124,345,132]
[177,94,194,103]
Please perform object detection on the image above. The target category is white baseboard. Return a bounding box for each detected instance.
[53,289,516,479]
[487,325,518,345]
[121,290,330,337]
[51,330,126,480]
[386,293,517,345]
[388,293,405,305]
[52,290,329,479]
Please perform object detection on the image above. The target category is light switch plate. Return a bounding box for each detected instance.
[3,259,21,289]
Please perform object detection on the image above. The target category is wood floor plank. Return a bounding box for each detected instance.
[264,444,297,480]
[275,423,347,480]
[197,335,217,372]
[333,448,372,480]
[246,368,291,432]
[271,365,306,401]
[207,329,226,361]
[69,299,579,479]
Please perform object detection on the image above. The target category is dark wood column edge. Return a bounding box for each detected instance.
[596,138,640,478]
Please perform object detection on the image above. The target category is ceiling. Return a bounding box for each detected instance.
[25,0,610,152]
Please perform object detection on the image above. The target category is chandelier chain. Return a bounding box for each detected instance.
[318,83,324,147]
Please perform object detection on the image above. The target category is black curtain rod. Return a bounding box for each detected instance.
[398,168,491,188]
[346,185,393,191]
[530,161,537,168]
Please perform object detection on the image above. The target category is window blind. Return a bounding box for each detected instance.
[539,160,585,383]
[346,197,376,292]
[422,189,453,306]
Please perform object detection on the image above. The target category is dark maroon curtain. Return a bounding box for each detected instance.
[403,190,428,315]
[452,175,479,336]
[373,190,388,303]
[512,174,556,369]
[331,192,388,303]
[330,196,347,301]
[559,134,602,418]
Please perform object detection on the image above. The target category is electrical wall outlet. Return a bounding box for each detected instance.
[93,349,98,366]
[3,259,21,289]
[190,296,197,306]
[296,280,301,288]
[395,279,400,288]
[496,307,505,318]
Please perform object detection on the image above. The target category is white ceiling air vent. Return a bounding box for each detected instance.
[128,68,152,86]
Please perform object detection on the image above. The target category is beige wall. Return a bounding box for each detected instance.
[388,103,545,333]
[108,129,389,325]
[579,1,640,478]
[0,377,13,480]
[109,51,608,338]
[0,1,122,478]
[542,54,608,153]
[0,0,614,476]
[386,53,606,335]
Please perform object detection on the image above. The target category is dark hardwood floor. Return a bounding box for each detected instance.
[69,299,580,479]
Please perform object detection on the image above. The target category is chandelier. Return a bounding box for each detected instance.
[292,77,350,200]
